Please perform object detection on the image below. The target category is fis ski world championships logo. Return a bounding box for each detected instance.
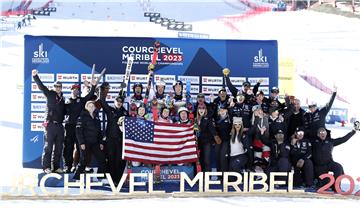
[253,49,269,68]
[30,135,39,143]
[32,43,49,64]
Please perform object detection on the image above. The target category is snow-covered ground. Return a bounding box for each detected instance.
[1,196,360,217]
[1,0,360,215]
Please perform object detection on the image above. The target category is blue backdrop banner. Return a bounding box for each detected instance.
[23,35,278,168]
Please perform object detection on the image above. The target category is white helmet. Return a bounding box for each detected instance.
[178,107,189,115]
[155,80,166,90]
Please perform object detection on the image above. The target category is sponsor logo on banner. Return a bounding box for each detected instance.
[164,86,174,93]
[81,74,103,82]
[191,95,198,102]
[32,83,53,91]
[329,108,347,117]
[178,76,200,84]
[31,93,46,102]
[130,74,148,83]
[61,83,74,92]
[130,83,148,91]
[31,113,46,121]
[32,43,49,64]
[109,85,121,92]
[106,93,119,101]
[230,77,246,86]
[31,123,45,132]
[259,87,269,95]
[202,76,223,85]
[105,74,124,82]
[190,85,199,93]
[31,73,54,82]
[253,49,269,68]
[56,74,79,82]
[154,75,175,84]
[201,86,223,94]
[248,77,269,85]
[31,103,46,112]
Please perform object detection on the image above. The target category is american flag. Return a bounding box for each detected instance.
[122,117,198,164]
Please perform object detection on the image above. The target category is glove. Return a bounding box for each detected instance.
[209,94,215,103]
[154,41,161,49]
[354,121,360,131]
[214,135,222,145]
[296,159,304,168]
[118,90,126,99]
[148,64,155,71]
[32,69,38,76]
[117,116,125,125]
[222,68,230,77]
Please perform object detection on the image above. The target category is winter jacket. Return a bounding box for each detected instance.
[33,74,65,123]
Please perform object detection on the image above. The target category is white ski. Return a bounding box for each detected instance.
[119,54,134,97]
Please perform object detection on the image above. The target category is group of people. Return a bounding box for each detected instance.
[17,14,36,29]
[32,67,357,188]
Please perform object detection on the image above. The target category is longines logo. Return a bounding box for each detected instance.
[32,43,49,64]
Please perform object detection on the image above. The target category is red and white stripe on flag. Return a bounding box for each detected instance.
[122,117,198,164]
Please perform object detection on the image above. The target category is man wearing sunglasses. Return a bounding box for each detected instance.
[312,127,356,189]
[223,68,256,104]
[32,69,66,174]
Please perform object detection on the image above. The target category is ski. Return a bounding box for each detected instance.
[144,41,161,105]
[149,41,161,182]
[187,80,201,173]
[151,98,159,122]
[152,41,161,65]
[129,103,137,117]
[119,55,134,98]
[144,65,154,105]
[185,80,194,122]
